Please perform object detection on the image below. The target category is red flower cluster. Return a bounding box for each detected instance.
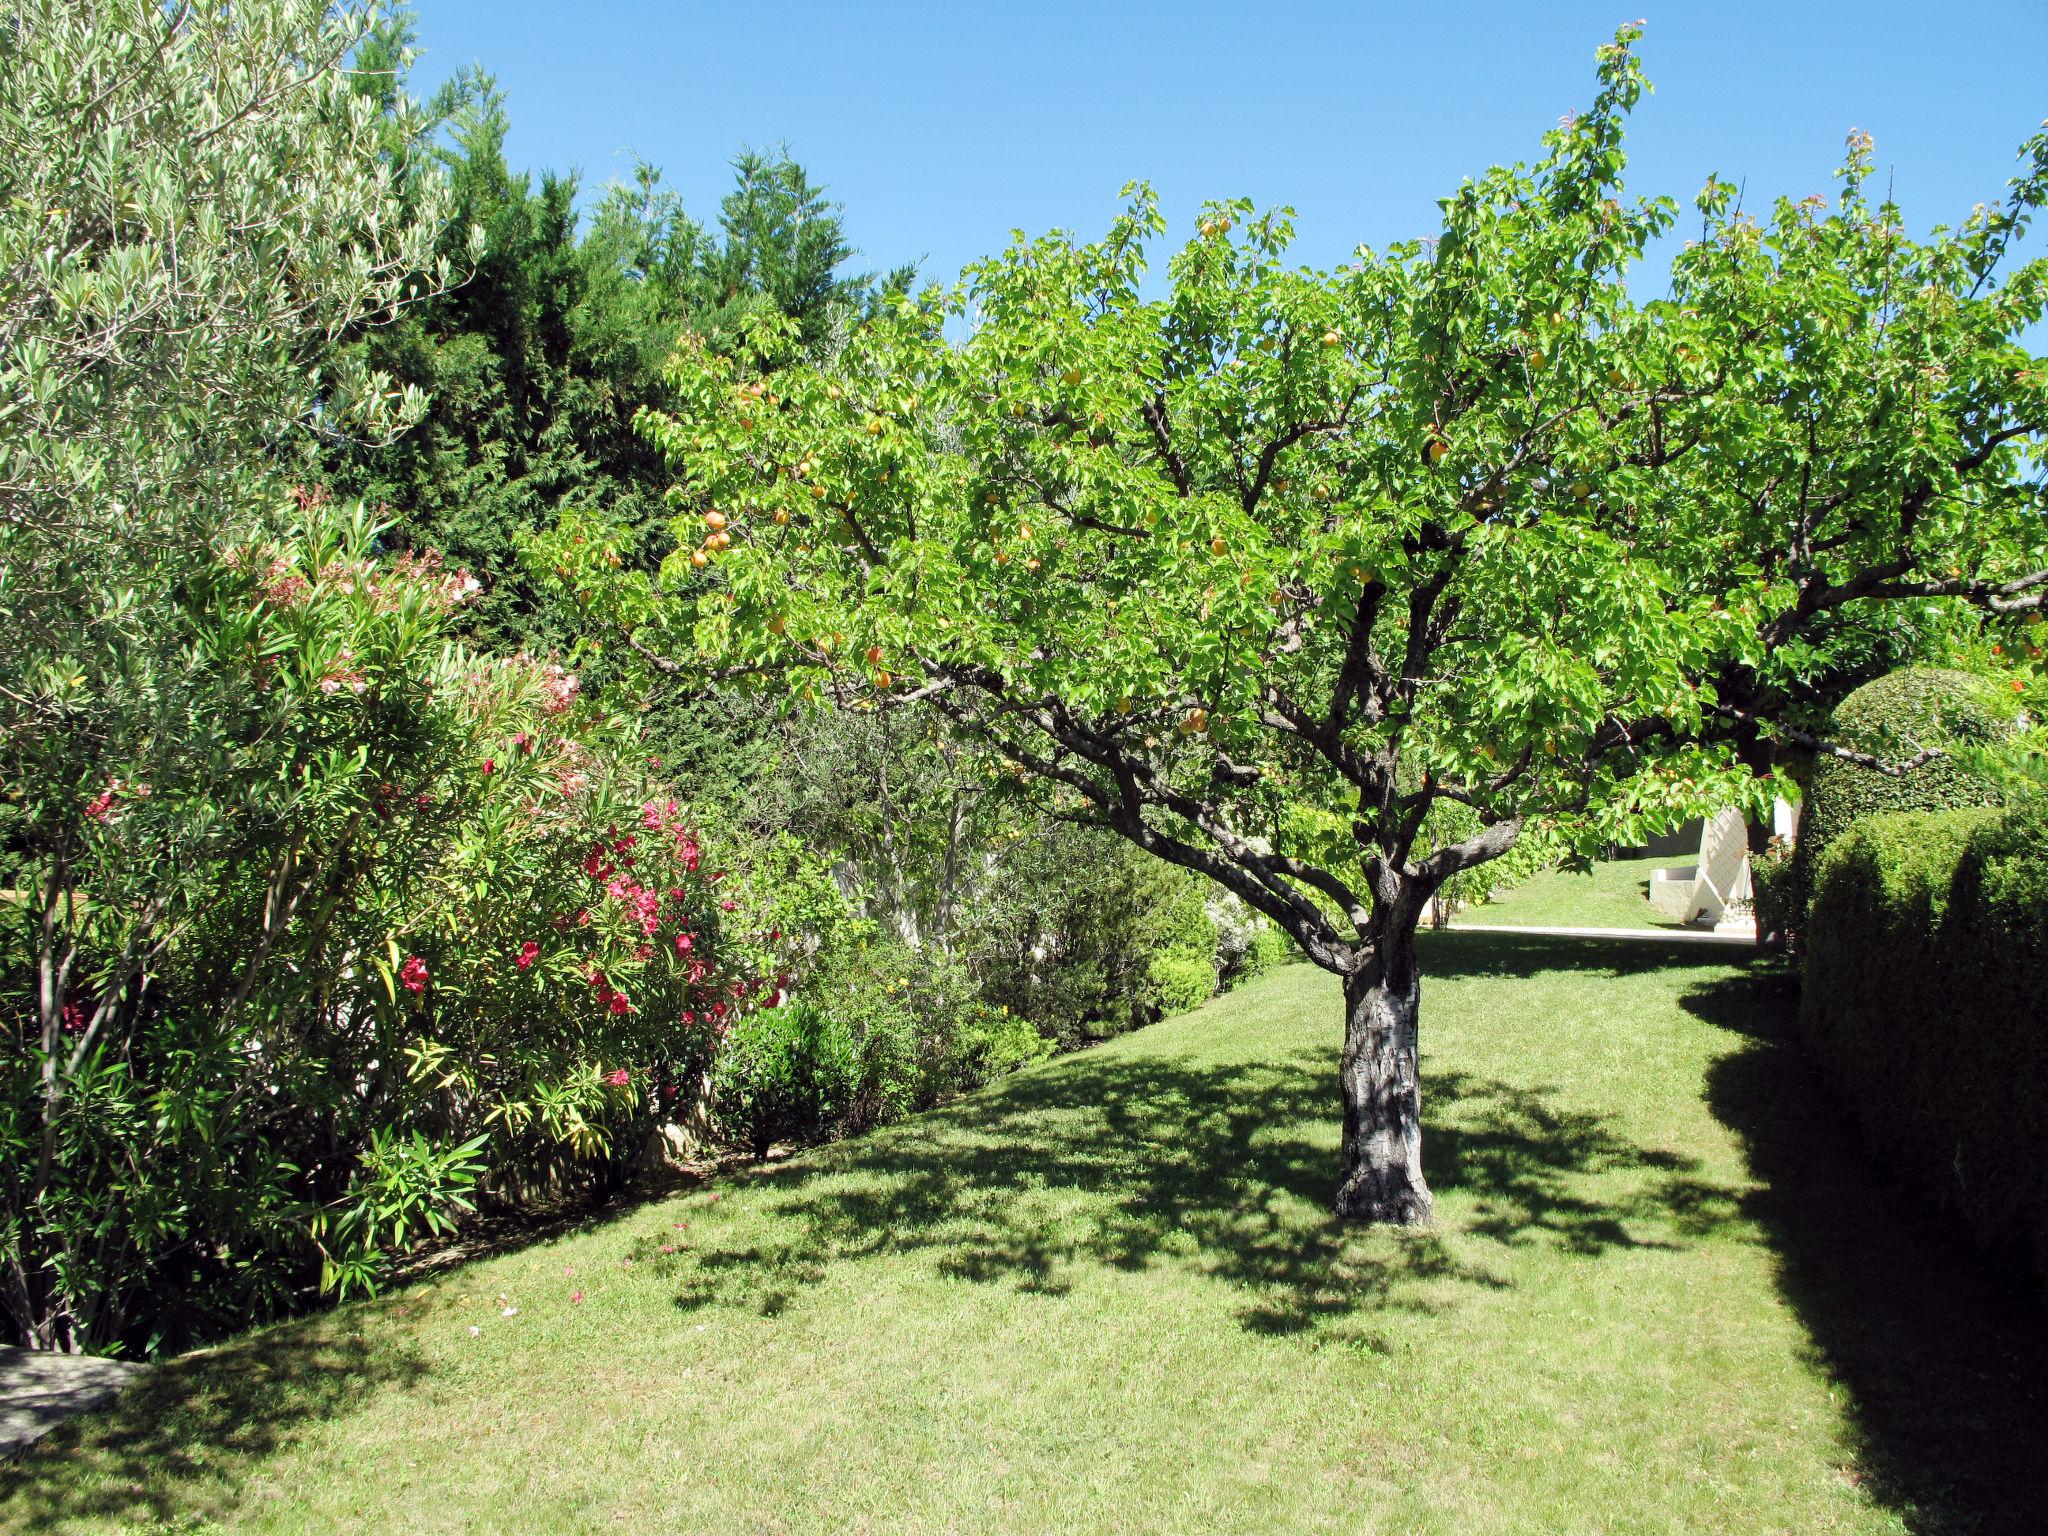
[399,955,429,993]
[516,940,540,971]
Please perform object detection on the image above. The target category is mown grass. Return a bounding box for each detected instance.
[1468,853,1690,930]
[5,935,2044,1534]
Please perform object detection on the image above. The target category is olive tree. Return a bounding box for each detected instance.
[558,28,2048,1222]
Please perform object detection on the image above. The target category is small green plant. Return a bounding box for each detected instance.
[714,1002,861,1160]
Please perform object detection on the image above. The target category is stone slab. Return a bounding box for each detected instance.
[0,1344,145,1460]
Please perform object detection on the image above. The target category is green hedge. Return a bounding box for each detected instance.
[1789,667,2013,934]
[1802,804,2048,1292]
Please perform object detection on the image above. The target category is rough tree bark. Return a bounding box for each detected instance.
[1334,900,1433,1225]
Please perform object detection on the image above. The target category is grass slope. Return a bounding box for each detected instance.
[1468,854,1689,930]
[6,937,2044,1534]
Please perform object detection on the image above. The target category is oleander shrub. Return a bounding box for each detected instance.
[1801,803,2048,1292]
[1789,667,2016,934]
[0,507,759,1353]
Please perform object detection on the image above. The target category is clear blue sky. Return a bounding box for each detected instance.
[407,2,2048,292]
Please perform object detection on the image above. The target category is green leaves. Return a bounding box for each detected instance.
[574,25,2048,969]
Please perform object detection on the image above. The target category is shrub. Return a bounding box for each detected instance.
[0,507,758,1352]
[711,930,1051,1156]
[1801,803,2048,1292]
[969,826,1219,1044]
[944,1006,1055,1086]
[712,1002,862,1161]
[1789,667,2015,932]
[1748,836,1797,951]
[1232,925,1300,985]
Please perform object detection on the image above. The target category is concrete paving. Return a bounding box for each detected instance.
[0,1344,145,1460]
[1439,921,1758,947]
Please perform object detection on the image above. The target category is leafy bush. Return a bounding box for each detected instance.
[0,507,757,1352]
[1801,803,2048,1293]
[712,930,1051,1157]
[1229,925,1300,986]
[944,1005,1056,1085]
[712,1002,861,1160]
[969,826,1219,1044]
[1748,836,1797,951]
[1789,667,2016,933]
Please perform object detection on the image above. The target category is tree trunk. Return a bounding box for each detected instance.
[1333,928,1433,1225]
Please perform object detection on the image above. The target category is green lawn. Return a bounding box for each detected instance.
[6,937,2044,1534]
[1465,853,1691,930]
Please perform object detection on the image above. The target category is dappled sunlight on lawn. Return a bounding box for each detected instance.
[8,936,2044,1535]
[652,1039,1745,1347]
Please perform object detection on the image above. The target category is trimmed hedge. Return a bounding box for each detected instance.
[1789,667,2013,933]
[1802,804,2048,1292]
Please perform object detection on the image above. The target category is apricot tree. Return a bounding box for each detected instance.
[553,27,2048,1221]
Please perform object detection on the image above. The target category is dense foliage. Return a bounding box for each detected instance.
[0,2,1216,1353]
[1787,667,2018,932]
[1803,804,2048,1292]
[0,498,766,1352]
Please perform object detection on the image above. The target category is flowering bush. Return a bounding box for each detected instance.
[0,502,759,1351]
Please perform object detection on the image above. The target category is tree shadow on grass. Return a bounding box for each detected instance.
[1684,968,2048,1536]
[0,1315,426,1533]
[659,975,1742,1348]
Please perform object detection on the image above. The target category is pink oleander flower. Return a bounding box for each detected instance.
[674,932,693,954]
[481,759,495,775]
[538,662,580,716]
[399,955,429,993]
[83,778,120,822]
[720,899,736,912]
[604,1067,630,1087]
[606,992,631,1016]
[513,731,533,754]
[516,940,540,971]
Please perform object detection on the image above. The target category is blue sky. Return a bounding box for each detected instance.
[406,2,2048,292]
